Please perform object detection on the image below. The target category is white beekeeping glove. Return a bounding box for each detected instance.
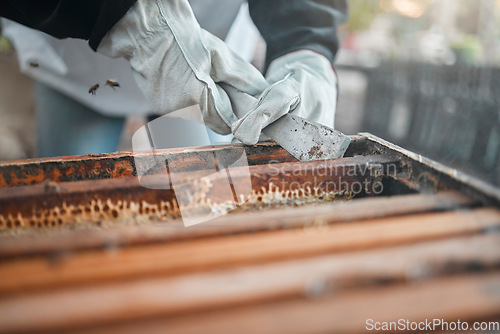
[231,50,338,145]
[97,0,269,135]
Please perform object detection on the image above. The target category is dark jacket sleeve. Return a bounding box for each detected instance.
[0,0,136,50]
[248,0,348,68]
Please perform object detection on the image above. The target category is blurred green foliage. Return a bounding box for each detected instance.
[344,0,382,32]
[450,35,483,64]
[0,35,12,53]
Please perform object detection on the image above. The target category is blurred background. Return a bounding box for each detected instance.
[0,0,499,185]
[335,0,500,186]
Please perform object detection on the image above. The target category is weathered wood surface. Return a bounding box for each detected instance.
[0,207,498,295]
[0,191,473,259]
[0,136,498,334]
[0,138,370,189]
[0,142,296,188]
[0,234,498,333]
[72,273,500,334]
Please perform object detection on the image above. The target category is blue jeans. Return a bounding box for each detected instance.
[35,82,125,157]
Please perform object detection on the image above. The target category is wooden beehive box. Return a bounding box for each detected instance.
[0,133,499,333]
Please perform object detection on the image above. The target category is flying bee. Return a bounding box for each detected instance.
[89,83,99,95]
[105,79,120,89]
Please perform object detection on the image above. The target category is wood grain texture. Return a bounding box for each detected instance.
[0,208,498,295]
[0,141,301,188]
[73,273,500,334]
[0,135,497,334]
[0,234,498,333]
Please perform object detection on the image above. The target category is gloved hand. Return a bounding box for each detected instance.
[231,50,338,145]
[97,0,269,135]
